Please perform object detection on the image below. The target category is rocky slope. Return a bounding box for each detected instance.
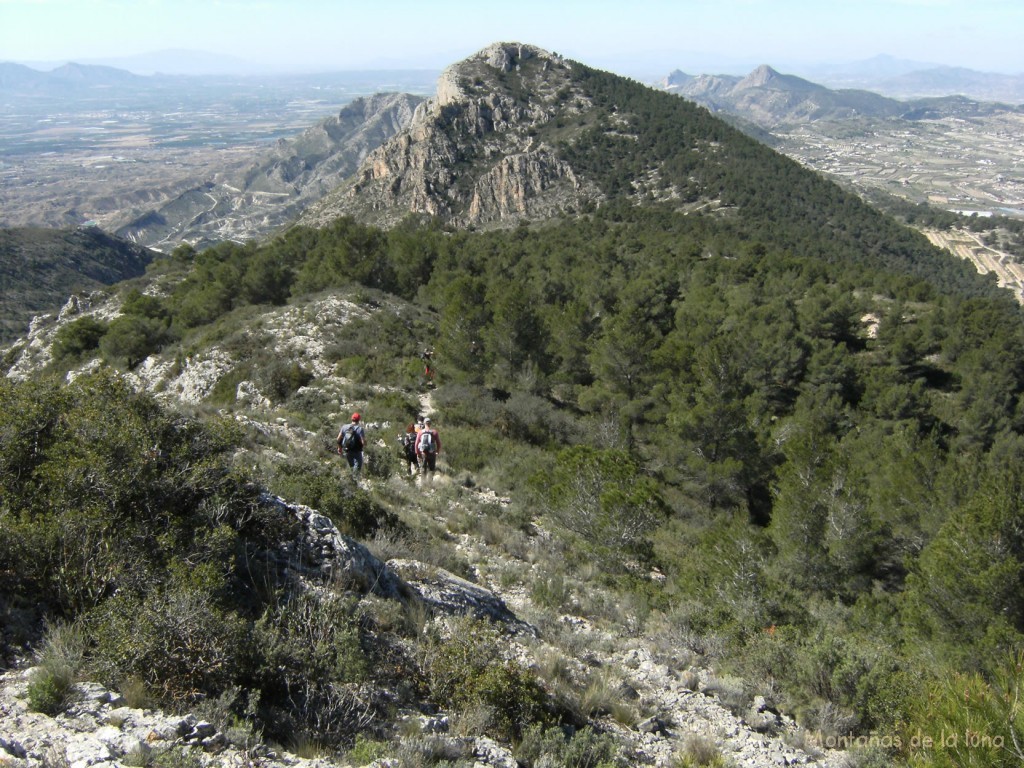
[300,43,604,230]
[114,92,424,251]
[0,490,849,768]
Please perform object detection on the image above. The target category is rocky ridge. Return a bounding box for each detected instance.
[300,43,604,230]
[5,288,377,412]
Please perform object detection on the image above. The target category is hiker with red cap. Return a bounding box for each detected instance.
[337,412,366,479]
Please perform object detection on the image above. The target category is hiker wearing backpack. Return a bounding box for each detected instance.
[398,423,419,476]
[337,412,366,478]
[416,417,441,479]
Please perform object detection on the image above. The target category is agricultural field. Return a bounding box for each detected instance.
[923,227,1024,302]
[775,111,1024,220]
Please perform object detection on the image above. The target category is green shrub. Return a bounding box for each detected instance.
[100,314,173,369]
[51,316,108,363]
[267,457,399,537]
[436,423,548,498]
[26,622,87,715]
[421,617,551,741]
[900,651,1024,767]
[122,742,152,767]
[362,388,421,426]
[576,667,628,721]
[27,665,77,715]
[391,734,473,766]
[437,425,502,473]
[534,446,667,568]
[89,587,246,701]
[260,360,313,403]
[118,677,153,709]
[674,734,727,768]
[430,383,505,429]
[530,572,571,611]
[250,591,374,747]
[207,362,253,405]
[515,723,622,768]
[346,734,391,764]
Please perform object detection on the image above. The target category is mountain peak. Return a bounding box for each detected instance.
[662,69,694,88]
[435,42,563,106]
[477,41,553,73]
[303,41,598,230]
[737,64,781,88]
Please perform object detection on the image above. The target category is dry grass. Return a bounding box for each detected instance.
[674,734,729,767]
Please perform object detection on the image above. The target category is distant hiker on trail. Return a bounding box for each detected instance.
[398,422,419,476]
[421,348,435,388]
[337,412,366,479]
[416,416,441,480]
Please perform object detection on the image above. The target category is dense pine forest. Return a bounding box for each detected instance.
[4,54,1024,767]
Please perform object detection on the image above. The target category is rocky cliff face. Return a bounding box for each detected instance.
[301,43,604,230]
[116,92,423,250]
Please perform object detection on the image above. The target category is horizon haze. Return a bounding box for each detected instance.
[1,0,1023,80]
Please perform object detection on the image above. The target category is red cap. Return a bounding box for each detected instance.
[351,413,361,421]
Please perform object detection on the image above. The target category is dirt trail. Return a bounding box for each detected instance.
[418,389,435,418]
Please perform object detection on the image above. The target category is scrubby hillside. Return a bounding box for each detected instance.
[0,227,154,343]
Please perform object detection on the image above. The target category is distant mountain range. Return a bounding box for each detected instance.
[871,66,1024,102]
[0,61,148,92]
[5,53,1023,104]
[0,60,440,96]
[660,64,1024,129]
[804,54,1024,102]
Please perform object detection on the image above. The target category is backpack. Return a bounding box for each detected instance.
[401,432,417,459]
[418,430,435,454]
[340,426,360,453]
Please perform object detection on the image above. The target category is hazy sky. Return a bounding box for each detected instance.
[2,0,1022,77]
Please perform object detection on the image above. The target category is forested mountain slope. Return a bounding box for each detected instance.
[302,44,993,300]
[4,42,1024,768]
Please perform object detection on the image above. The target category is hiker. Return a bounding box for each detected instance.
[416,416,441,479]
[337,412,366,479]
[398,423,419,476]
[421,348,435,387]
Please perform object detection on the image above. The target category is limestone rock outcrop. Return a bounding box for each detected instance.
[302,42,603,230]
